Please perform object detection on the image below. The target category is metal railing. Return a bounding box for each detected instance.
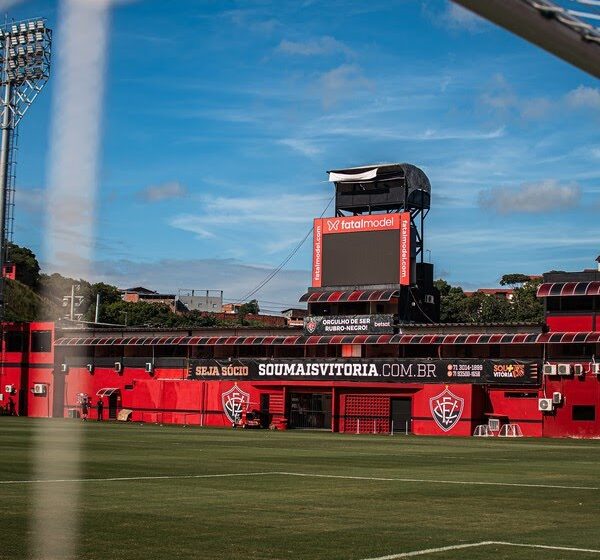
[342,416,412,435]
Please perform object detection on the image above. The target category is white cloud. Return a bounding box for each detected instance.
[319,64,373,109]
[137,181,187,202]
[312,124,505,142]
[425,2,486,33]
[278,138,321,157]
[221,9,281,34]
[478,180,581,214]
[565,85,600,110]
[277,36,352,57]
[519,97,554,120]
[169,193,331,244]
[441,3,484,31]
[168,216,215,239]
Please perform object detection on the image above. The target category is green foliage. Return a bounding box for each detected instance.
[438,286,469,323]
[466,292,513,323]
[239,299,260,315]
[237,299,260,326]
[84,282,123,321]
[7,242,40,289]
[433,279,451,297]
[3,278,61,322]
[99,300,228,328]
[436,277,544,324]
[499,273,532,287]
[510,278,544,323]
[1,244,251,326]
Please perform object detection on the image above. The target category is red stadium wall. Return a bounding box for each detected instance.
[542,369,600,437]
[0,322,55,417]
[335,384,482,437]
[6,322,600,439]
[486,388,542,437]
[412,384,482,436]
[546,315,594,332]
[59,366,267,427]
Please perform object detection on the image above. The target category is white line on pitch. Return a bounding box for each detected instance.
[274,471,599,490]
[1,471,597,491]
[361,541,494,559]
[360,540,600,559]
[0,471,279,485]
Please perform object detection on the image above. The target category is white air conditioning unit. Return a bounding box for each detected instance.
[557,363,571,376]
[60,363,68,373]
[4,384,14,394]
[552,392,562,405]
[32,383,46,395]
[592,363,600,375]
[538,398,554,412]
[573,364,584,376]
[488,418,500,431]
[114,361,123,373]
[86,364,94,373]
[543,364,557,376]
[145,362,154,374]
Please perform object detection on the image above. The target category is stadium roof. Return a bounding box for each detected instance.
[54,331,600,347]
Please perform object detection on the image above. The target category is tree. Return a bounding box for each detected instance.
[436,276,544,324]
[500,273,532,287]
[433,278,451,297]
[84,282,122,321]
[469,292,513,323]
[438,285,469,323]
[7,242,40,289]
[239,299,260,315]
[510,278,544,323]
[238,299,260,326]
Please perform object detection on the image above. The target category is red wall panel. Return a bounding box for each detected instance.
[27,368,54,418]
[543,369,600,437]
[546,315,593,332]
[412,384,481,437]
[486,388,542,437]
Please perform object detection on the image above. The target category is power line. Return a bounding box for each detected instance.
[234,196,334,304]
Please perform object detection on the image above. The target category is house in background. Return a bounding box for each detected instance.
[121,287,178,312]
[281,308,308,327]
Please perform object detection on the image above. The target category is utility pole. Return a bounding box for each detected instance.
[62,283,83,321]
[94,292,100,323]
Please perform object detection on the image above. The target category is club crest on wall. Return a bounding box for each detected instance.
[221,384,250,424]
[429,388,464,432]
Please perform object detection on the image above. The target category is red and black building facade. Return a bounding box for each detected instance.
[2,164,600,437]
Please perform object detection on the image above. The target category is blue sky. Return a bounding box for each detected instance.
[5,0,600,312]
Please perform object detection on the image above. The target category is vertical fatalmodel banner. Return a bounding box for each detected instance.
[399,212,411,286]
[312,218,322,287]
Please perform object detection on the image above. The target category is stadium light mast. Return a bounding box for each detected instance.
[0,18,51,316]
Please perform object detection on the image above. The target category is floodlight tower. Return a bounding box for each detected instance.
[0,18,51,315]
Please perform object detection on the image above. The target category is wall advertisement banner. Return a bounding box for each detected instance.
[188,359,540,385]
[303,314,394,335]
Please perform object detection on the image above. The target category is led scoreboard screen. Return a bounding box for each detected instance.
[312,213,412,288]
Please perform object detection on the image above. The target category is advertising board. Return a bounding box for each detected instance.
[312,213,412,288]
[188,359,540,385]
[303,314,394,335]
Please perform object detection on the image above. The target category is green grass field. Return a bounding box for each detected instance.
[2,418,600,560]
